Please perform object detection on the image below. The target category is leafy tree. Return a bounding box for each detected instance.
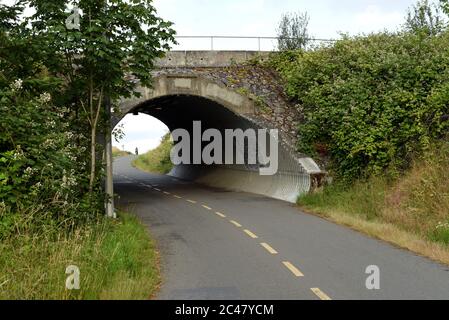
[0,0,175,219]
[277,11,310,51]
[25,0,176,196]
[0,82,85,215]
[440,0,449,16]
[404,0,444,35]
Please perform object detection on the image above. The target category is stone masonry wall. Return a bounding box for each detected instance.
[153,64,303,154]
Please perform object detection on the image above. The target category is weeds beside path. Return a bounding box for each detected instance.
[0,211,160,300]
[298,143,449,266]
[132,133,173,175]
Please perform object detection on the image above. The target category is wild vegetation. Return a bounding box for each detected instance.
[133,133,174,175]
[0,0,174,299]
[300,142,449,264]
[0,211,160,299]
[112,147,131,158]
[270,0,449,261]
[2,0,449,298]
[270,23,449,181]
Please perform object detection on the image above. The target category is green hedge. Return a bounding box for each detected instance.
[268,31,449,181]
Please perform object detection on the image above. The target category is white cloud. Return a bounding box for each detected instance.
[113,113,169,154]
[116,113,168,134]
[152,0,417,41]
[353,5,404,33]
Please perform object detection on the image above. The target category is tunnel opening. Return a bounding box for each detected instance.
[114,93,314,203]
[132,94,265,176]
[112,112,169,155]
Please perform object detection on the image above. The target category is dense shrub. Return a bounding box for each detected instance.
[268,31,449,180]
[0,0,174,233]
[0,80,100,229]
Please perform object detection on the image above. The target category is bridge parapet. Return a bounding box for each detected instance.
[155,51,270,68]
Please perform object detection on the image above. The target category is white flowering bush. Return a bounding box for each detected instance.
[0,80,97,234]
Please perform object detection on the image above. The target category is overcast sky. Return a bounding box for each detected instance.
[154,0,419,50]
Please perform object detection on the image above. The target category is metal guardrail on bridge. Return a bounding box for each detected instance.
[173,36,337,51]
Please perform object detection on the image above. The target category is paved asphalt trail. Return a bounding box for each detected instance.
[114,156,449,300]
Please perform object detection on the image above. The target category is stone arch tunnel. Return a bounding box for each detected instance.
[114,51,322,203]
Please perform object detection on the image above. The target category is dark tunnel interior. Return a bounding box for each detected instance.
[119,94,312,203]
[133,94,254,133]
[131,94,262,169]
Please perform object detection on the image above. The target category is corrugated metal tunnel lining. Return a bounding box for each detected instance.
[129,94,314,203]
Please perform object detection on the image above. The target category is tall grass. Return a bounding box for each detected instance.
[382,142,449,244]
[0,210,160,300]
[300,176,388,221]
[133,133,173,175]
[112,147,131,158]
[299,141,449,254]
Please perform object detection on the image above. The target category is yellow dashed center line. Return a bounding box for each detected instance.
[311,288,331,300]
[260,242,278,254]
[282,261,304,277]
[127,180,333,300]
[243,229,258,239]
[215,212,226,218]
[230,220,242,228]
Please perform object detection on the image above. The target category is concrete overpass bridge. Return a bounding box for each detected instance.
[115,51,323,203]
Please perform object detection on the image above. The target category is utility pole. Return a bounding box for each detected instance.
[105,95,116,218]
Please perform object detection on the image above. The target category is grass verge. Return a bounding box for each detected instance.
[112,146,131,158]
[0,211,160,299]
[298,142,449,265]
[132,133,173,174]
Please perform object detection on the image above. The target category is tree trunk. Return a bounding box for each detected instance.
[88,81,103,198]
[89,124,97,195]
